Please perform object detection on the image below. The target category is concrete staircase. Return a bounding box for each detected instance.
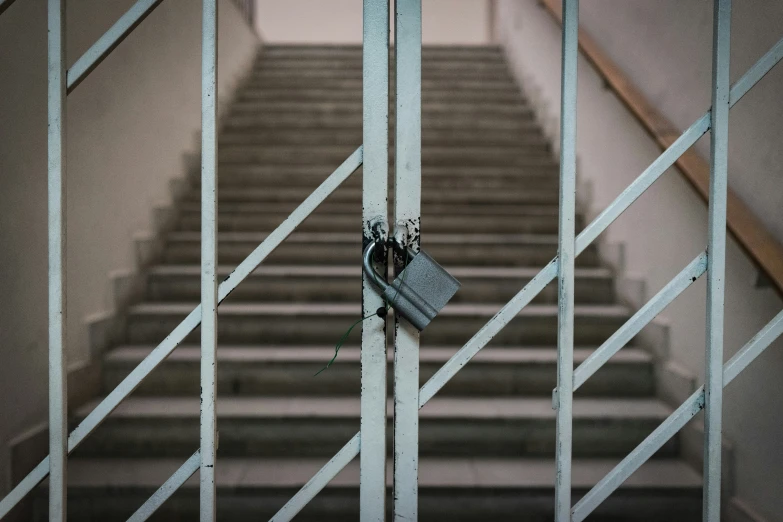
[42,45,702,521]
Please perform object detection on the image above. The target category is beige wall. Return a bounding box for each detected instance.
[496,1,783,520]
[254,0,492,45]
[0,0,258,496]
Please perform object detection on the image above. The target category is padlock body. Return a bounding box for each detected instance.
[381,250,460,331]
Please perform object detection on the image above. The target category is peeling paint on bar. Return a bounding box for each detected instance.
[393,1,422,520]
[360,1,390,519]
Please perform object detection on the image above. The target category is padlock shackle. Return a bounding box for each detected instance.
[362,240,390,293]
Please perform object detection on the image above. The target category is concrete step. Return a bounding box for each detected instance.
[175,209,574,235]
[215,146,552,168]
[160,232,601,267]
[123,302,630,346]
[197,171,560,192]
[177,200,563,218]
[103,345,653,397]
[217,128,547,147]
[72,396,675,459]
[236,88,526,103]
[260,44,505,59]
[240,77,520,93]
[247,69,516,84]
[38,458,701,521]
[200,163,559,185]
[181,186,559,205]
[223,112,538,131]
[229,99,532,115]
[254,58,510,72]
[144,265,614,304]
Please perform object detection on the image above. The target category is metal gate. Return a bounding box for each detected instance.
[1,0,782,520]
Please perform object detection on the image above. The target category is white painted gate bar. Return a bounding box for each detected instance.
[554,0,578,518]
[47,1,67,520]
[361,0,391,519]
[200,0,219,519]
[704,0,731,518]
[393,1,423,520]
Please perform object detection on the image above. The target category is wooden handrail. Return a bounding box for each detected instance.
[540,0,783,297]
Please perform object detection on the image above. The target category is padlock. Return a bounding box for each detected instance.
[362,239,460,331]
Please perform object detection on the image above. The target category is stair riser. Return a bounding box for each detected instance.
[103,359,652,397]
[237,89,525,103]
[230,100,532,113]
[261,46,505,57]
[124,312,627,346]
[253,59,509,70]
[176,213,570,234]
[248,71,517,83]
[191,176,560,192]
[74,416,675,459]
[215,150,552,167]
[179,201,562,217]
[38,488,701,522]
[241,79,519,92]
[218,132,547,147]
[225,113,537,129]
[161,242,599,267]
[146,273,613,304]
[180,189,559,205]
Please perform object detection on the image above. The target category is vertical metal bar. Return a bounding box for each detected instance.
[200,0,219,520]
[362,0,390,520]
[393,0,422,520]
[47,1,68,520]
[554,0,578,519]
[704,0,731,519]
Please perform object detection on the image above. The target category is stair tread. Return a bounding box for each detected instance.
[127,302,630,317]
[62,457,701,489]
[105,345,652,364]
[76,396,671,420]
[147,264,612,279]
[167,231,560,244]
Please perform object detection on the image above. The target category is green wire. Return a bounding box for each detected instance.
[315,244,410,376]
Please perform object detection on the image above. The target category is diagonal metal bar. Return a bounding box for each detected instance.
[127,450,201,522]
[573,252,708,391]
[0,147,363,520]
[268,33,783,522]
[572,308,783,522]
[0,0,19,17]
[66,0,165,94]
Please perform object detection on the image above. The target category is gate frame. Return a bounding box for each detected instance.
[1,0,783,520]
